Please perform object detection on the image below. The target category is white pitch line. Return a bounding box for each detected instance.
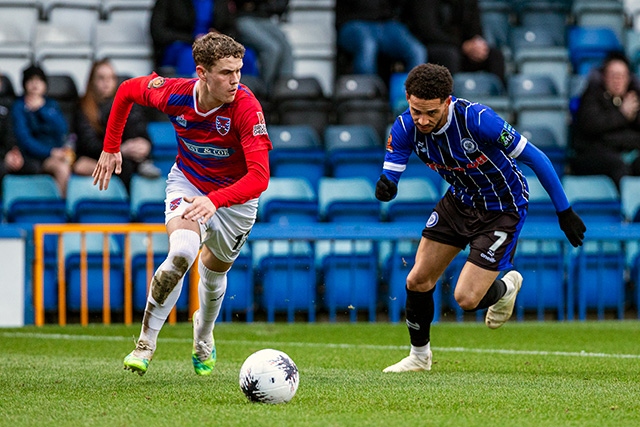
[2,331,640,360]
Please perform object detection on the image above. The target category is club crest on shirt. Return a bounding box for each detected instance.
[253,111,267,136]
[426,211,439,228]
[216,116,231,135]
[461,138,478,153]
[147,76,166,89]
[169,197,182,211]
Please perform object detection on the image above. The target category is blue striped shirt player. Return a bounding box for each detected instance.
[377,63,586,373]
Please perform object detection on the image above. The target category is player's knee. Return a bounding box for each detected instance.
[455,292,479,311]
[406,274,436,292]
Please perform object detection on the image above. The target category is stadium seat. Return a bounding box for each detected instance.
[517,124,566,175]
[334,74,388,103]
[46,74,79,128]
[271,76,332,137]
[0,0,38,84]
[2,174,66,223]
[222,246,255,322]
[389,72,409,116]
[515,1,570,44]
[570,240,626,320]
[253,240,316,322]
[452,72,512,121]
[63,231,125,311]
[523,175,556,224]
[258,177,318,224]
[572,0,626,43]
[562,175,622,225]
[478,0,512,53]
[66,175,130,223]
[620,176,640,222]
[509,73,570,148]
[129,174,166,223]
[324,124,384,184]
[509,25,571,96]
[147,121,177,175]
[318,177,381,223]
[568,26,623,75]
[267,124,325,190]
[383,177,440,223]
[513,239,566,321]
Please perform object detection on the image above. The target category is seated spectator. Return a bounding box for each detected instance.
[74,59,160,190]
[402,0,505,83]
[150,0,237,76]
[335,0,427,75]
[11,65,71,196]
[235,0,293,90]
[571,51,640,189]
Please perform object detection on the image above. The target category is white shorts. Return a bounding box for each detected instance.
[164,164,258,263]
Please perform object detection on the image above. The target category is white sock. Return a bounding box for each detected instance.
[195,257,228,343]
[138,229,200,348]
[410,342,431,358]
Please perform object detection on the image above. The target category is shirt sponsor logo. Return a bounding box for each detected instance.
[176,114,187,127]
[169,197,181,211]
[216,116,231,135]
[147,76,166,89]
[182,139,234,158]
[426,211,439,228]
[425,154,489,172]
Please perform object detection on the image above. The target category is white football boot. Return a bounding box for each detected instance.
[485,270,523,329]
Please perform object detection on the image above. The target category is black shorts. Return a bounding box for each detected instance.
[422,192,527,271]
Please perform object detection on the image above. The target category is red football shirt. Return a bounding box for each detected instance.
[103,73,272,208]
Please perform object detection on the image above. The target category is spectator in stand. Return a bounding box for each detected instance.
[0,74,37,197]
[571,51,640,189]
[402,0,505,83]
[74,59,160,191]
[235,0,294,90]
[335,0,427,75]
[150,0,237,76]
[11,65,71,196]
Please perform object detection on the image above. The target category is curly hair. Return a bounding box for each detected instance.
[192,32,245,70]
[404,63,453,101]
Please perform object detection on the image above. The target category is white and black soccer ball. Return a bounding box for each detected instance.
[239,348,299,404]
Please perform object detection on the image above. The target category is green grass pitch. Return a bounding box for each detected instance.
[1,321,640,426]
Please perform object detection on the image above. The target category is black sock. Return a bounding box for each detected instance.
[465,278,507,312]
[405,287,435,347]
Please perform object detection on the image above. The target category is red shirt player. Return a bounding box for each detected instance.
[93,33,272,377]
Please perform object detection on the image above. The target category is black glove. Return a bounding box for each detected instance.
[375,174,397,202]
[557,207,586,247]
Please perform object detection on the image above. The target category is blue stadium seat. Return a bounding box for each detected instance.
[513,239,566,321]
[324,125,384,185]
[452,72,512,121]
[571,0,626,43]
[64,232,125,311]
[523,175,556,224]
[258,177,318,224]
[509,73,570,147]
[254,240,316,322]
[620,176,640,222]
[2,174,66,223]
[389,72,408,116]
[568,26,623,75]
[130,174,166,223]
[318,177,381,222]
[268,124,325,190]
[384,177,440,223]
[66,175,130,223]
[518,124,566,175]
[223,246,255,322]
[562,175,622,225]
[147,121,177,176]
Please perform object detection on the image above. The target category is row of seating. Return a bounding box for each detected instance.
[38,224,640,323]
[4,171,640,227]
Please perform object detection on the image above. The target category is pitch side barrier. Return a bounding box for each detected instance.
[31,223,640,326]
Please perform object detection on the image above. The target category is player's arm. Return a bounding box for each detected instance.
[516,142,586,247]
[376,117,412,202]
[93,75,157,190]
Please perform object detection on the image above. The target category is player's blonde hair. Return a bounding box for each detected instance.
[192,32,245,70]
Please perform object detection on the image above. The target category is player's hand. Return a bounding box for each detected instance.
[557,207,586,247]
[182,195,217,223]
[92,151,122,190]
[375,174,397,202]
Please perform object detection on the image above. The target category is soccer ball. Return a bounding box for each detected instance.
[239,348,299,404]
